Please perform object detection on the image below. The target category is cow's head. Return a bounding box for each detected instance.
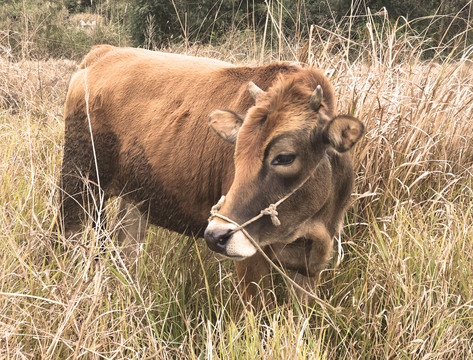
[204,71,363,260]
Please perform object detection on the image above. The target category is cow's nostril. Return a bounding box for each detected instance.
[204,227,232,253]
[216,231,230,246]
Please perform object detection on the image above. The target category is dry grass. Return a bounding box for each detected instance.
[1,17,473,359]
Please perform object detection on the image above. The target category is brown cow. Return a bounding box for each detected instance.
[60,45,363,302]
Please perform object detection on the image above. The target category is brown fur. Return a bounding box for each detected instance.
[60,45,362,303]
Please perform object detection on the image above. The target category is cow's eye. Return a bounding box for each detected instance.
[271,154,296,166]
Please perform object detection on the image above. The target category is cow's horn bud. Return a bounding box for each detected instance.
[310,85,323,111]
[248,81,264,100]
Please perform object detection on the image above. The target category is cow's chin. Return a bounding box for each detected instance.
[223,230,257,260]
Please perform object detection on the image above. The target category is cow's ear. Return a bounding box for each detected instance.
[209,110,244,144]
[323,115,364,152]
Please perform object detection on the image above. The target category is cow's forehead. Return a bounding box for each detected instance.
[235,72,334,167]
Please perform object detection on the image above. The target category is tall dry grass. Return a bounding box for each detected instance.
[1,12,473,360]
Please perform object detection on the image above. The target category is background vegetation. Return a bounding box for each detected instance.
[1,0,473,359]
[1,0,473,60]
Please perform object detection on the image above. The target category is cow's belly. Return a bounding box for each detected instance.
[116,178,209,237]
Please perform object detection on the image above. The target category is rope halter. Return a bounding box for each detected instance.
[208,170,315,236]
[209,195,282,234]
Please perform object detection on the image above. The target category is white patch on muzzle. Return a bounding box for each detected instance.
[207,219,257,259]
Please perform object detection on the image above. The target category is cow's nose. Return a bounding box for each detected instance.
[204,226,232,254]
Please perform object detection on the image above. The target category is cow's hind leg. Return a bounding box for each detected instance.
[116,200,148,262]
[59,149,106,240]
[59,110,113,239]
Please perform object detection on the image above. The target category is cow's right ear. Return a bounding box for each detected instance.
[322,115,364,152]
[209,110,244,144]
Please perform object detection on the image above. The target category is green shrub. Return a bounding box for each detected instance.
[127,0,267,48]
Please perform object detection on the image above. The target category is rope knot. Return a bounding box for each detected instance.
[261,204,281,226]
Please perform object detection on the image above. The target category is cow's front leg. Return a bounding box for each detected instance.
[234,251,272,307]
[290,272,321,306]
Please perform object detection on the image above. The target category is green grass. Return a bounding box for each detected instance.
[1,17,473,359]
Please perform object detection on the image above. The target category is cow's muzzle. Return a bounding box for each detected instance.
[204,219,257,259]
[204,224,231,253]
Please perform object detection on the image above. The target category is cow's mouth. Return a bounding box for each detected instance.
[204,220,257,259]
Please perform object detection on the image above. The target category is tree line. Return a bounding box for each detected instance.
[0,0,471,59]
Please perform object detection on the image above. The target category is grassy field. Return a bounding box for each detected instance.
[1,21,473,359]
